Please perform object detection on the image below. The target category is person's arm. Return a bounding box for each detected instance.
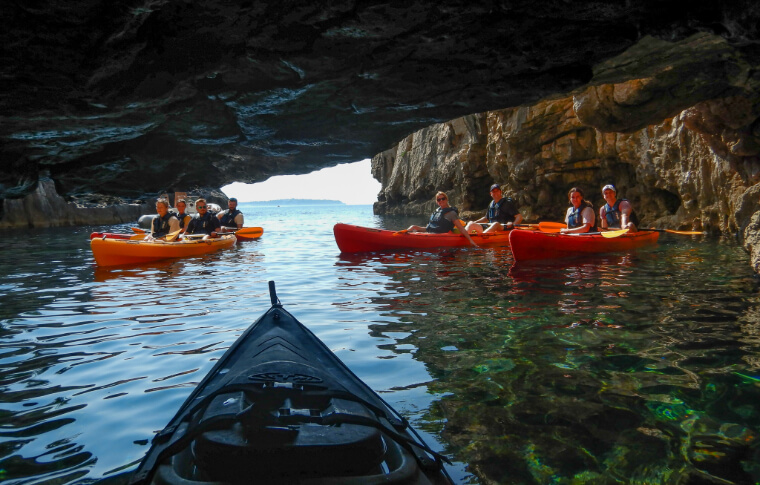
[474,215,488,224]
[235,213,244,229]
[599,206,608,230]
[619,200,633,229]
[450,215,478,247]
[168,217,180,234]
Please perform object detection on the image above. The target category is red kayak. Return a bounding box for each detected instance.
[333,222,511,253]
[509,228,659,262]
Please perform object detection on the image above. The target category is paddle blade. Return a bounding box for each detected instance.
[538,222,566,233]
[392,229,409,235]
[601,228,629,238]
[164,230,182,242]
[131,227,146,233]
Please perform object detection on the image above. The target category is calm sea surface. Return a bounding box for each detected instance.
[1,202,759,484]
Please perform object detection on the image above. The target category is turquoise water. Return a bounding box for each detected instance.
[1,203,759,484]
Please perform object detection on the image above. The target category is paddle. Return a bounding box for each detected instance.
[392,229,408,235]
[600,228,629,238]
[164,230,182,242]
[132,227,146,234]
[537,221,566,233]
[647,228,704,235]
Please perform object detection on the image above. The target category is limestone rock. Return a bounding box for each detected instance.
[374,88,760,271]
[2,2,760,202]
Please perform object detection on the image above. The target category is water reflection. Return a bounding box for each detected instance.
[335,242,760,484]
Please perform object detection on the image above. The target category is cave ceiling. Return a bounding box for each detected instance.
[1,0,759,200]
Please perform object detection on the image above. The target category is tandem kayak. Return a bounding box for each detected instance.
[90,234,236,266]
[509,228,659,262]
[333,222,510,253]
[130,281,453,485]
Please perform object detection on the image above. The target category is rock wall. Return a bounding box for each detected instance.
[0,179,150,229]
[372,94,760,271]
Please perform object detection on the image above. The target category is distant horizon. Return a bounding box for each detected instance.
[222,159,381,205]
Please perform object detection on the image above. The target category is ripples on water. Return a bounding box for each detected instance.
[1,204,759,484]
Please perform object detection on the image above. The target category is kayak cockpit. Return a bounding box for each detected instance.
[131,282,451,485]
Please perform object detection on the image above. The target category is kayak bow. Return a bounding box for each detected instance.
[130,281,452,485]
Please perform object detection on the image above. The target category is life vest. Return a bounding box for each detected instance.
[187,212,221,235]
[568,201,592,229]
[219,209,242,228]
[176,213,191,229]
[487,197,517,223]
[426,207,457,234]
[152,213,177,237]
[603,199,639,228]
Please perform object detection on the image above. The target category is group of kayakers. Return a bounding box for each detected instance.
[406,182,638,245]
[147,197,245,240]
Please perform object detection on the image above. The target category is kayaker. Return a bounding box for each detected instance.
[218,197,244,231]
[464,183,522,234]
[560,187,595,234]
[406,192,478,247]
[147,198,180,240]
[599,184,639,232]
[175,199,191,234]
[186,198,222,239]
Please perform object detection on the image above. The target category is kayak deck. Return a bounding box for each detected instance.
[130,281,452,485]
[334,222,510,253]
[509,228,659,262]
[90,234,236,266]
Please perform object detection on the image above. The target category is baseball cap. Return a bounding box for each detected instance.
[490,184,501,191]
[602,184,616,193]
[229,197,238,202]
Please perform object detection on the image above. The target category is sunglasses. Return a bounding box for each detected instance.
[197,205,207,209]
[436,197,446,201]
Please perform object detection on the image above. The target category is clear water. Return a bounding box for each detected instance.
[0,203,759,484]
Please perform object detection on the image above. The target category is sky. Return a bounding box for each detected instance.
[222,159,381,205]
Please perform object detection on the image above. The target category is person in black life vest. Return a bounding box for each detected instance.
[217,197,244,231]
[599,184,639,232]
[186,198,221,239]
[175,199,191,235]
[560,187,595,234]
[147,198,180,240]
[465,183,523,234]
[405,191,478,247]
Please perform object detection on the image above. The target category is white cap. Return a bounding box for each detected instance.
[602,184,616,193]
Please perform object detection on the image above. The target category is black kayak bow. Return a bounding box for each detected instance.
[131,281,452,485]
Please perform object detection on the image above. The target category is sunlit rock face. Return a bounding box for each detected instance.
[1,1,758,203]
[371,29,760,272]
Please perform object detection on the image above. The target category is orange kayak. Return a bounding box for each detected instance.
[91,234,236,266]
[509,228,659,262]
[333,222,511,253]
